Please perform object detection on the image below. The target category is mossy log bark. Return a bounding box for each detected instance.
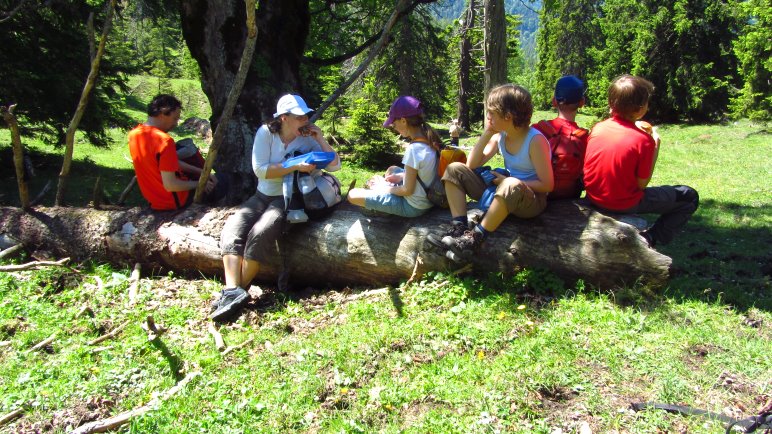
[0,202,671,289]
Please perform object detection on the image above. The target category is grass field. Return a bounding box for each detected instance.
[0,83,770,432]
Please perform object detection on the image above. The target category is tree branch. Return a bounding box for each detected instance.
[0,0,27,24]
[56,0,117,205]
[311,0,413,122]
[194,0,257,203]
[70,371,201,434]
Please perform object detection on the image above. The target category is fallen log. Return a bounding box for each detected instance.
[0,202,671,289]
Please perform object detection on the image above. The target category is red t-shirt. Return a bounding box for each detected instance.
[583,115,656,210]
[128,124,188,210]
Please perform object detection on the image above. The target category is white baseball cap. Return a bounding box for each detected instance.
[273,94,313,118]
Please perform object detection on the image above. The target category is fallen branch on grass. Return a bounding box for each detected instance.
[0,407,24,427]
[0,257,70,272]
[208,323,226,351]
[75,305,94,319]
[0,244,24,260]
[70,371,201,434]
[127,263,141,305]
[402,254,424,289]
[141,315,165,341]
[29,180,52,207]
[222,337,254,356]
[88,320,129,346]
[26,332,57,353]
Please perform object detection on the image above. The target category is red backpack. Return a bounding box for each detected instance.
[532,119,588,200]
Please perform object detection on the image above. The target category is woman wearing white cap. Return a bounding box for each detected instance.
[212,94,340,321]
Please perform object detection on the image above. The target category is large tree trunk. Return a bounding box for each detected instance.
[457,0,477,130]
[0,202,671,289]
[483,0,507,95]
[179,0,310,202]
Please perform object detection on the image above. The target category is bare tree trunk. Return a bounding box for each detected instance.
[55,0,116,206]
[457,0,477,130]
[483,0,507,97]
[1,105,29,209]
[0,202,672,289]
[193,0,257,204]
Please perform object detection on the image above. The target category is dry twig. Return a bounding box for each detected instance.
[208,323,226,351]
[141,315,165,341]
[127,263,141,305]
[70,371,201,434]
[0,244,24,260]
[402,253,424,289]
[88,320,129,346]
[0,257,70,272]
[75,305,94,319]
[0,407,24,427]
[26,332,57,353]
[222,337,254,356]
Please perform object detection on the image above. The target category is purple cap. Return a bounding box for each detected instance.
[383,96,423,127]
[554,75,585,104]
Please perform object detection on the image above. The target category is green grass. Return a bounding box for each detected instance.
[1,88,771,432]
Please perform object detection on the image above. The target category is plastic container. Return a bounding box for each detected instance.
[282,152,336,170]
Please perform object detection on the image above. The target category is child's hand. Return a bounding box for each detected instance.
[635,120,653,135]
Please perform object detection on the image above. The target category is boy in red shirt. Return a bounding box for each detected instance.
[128,94,218,210]
[583,75,699,247]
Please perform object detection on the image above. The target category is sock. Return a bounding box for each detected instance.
[452,216,468,226]
[474,224,489,239]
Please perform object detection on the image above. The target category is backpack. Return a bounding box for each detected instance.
[294,170,343,220]
[176,138,206,173]
[416,143,467,209]
[532,120,588,200]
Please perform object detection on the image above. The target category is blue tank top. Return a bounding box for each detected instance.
[497,127,542,182]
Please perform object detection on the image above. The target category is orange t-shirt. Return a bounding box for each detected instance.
[128,124,188,210]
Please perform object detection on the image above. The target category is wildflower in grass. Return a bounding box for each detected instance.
[497,311,507,320]
[477,350,485,360]
[517,304,526,310]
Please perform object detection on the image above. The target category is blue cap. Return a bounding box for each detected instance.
[554,75,585,104]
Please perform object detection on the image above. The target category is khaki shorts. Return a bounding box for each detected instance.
[442,162,547,218]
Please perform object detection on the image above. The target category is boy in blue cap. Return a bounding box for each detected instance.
[532,75,589,199]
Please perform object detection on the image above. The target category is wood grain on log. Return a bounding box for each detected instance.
[0,202,671,289]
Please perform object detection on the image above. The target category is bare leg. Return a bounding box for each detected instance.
[479,196,508,232]
[223,254,243,288]
[239,259,260,288]
[445,182,468,218]
[347,188,367,207]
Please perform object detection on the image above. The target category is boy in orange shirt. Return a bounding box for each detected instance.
[128,94,219,210]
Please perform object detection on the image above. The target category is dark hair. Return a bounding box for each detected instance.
[404,115,443,151]
[147,94,182,117]
[608,75,654,119]
[486,84,533,128]
[266,117,283,134]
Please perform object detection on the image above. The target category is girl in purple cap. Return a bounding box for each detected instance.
[347,95,442,217]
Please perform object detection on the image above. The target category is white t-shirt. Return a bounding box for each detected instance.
[251,125,340,197]
[402,141,437,210]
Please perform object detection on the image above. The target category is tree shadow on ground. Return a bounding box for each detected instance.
[0,145,144,208]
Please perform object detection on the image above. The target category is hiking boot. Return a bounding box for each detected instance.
[640,229,656,248]
[443,229,485,260]
[210,286,249,321]
[426,221,468,248]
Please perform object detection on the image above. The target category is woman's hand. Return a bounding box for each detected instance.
[300,123,323,140]
[295,162,316,173]
[490,170,508,186]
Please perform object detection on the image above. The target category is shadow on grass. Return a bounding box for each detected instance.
[0,144,145,208]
